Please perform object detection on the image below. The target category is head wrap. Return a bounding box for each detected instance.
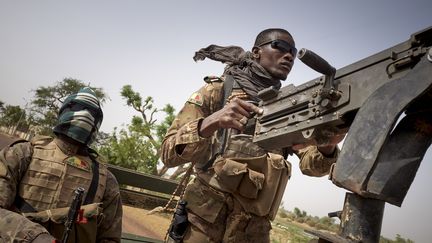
[53,87,103,145]
[193,45,281,101]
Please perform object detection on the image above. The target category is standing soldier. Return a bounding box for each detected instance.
[161,28,343,243]
[0,87,122,243]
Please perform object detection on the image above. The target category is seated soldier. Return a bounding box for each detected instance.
[0,87,122,243]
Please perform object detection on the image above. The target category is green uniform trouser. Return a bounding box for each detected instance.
[182,178,271,243]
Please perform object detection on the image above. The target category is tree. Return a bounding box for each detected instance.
[29,78,108,135]
[97,85,177,176]
[0,105,29,132]
[380,234,414,243]
[293,207,302,218]
[0,100,4,112]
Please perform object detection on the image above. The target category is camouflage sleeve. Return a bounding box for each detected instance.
[0,141,51,242]
[296,145,340,177]
[161,82,223,168]
[97,170,123,243]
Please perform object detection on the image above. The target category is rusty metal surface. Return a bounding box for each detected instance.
[339,193,385,242]
[332,57,432,204]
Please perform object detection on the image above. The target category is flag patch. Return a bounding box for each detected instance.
[65,156,91,171]
[187,92,204,106]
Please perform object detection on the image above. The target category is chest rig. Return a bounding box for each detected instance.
[197,75,291,220]
[17,136,108,212]
[201,75,270,171]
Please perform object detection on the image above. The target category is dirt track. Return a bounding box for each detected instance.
[0,133,14,148]
[122,206,171,240]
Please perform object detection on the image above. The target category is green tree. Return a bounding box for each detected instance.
[97,85,176,176]
[380,234,414,243]
[0,105,29,132]
[293,207,302,218]
[29,78,108,135]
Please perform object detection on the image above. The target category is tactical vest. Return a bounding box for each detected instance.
[197,75,292,220]
[17,136,108,242]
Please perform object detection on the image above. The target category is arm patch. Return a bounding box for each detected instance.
[187,92,204,106]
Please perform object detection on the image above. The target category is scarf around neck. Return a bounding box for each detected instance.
[193,44,281,101]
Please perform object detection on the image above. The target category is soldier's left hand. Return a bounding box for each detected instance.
[292,133,346,155]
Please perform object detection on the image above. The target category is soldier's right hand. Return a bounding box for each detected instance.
[32,233,57,243]
[199,97,263,137]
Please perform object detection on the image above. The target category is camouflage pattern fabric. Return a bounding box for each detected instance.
[161,77,339,242]
[54,87,103,145]
[0,138,122,243]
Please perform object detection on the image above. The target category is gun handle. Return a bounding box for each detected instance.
[298,48,335,76]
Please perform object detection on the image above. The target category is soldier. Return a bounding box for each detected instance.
[161,28,343,243]
[0,87,122,243]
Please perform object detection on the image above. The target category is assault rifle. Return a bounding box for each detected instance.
[252,27,432,242]
[61,187,85,243]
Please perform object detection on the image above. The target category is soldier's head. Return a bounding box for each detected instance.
[252,28,296,81]
[53,87,103,146]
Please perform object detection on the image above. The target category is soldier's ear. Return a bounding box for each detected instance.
[252,47,260,59]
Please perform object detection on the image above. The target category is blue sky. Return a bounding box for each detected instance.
[1,1,431,241]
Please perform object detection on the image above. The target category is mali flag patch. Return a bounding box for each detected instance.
[65,156,91,171]
[187,92,204,106]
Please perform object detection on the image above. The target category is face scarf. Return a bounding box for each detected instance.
[53,87,103,145]
[193,45,282,101]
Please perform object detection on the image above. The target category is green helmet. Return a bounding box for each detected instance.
[53,87,103,145]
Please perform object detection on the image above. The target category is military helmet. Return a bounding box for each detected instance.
[53,87,103,145]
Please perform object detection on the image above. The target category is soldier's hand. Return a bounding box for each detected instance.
[32,233,57,243]
[199,98,263,137]
[292,133,346,156]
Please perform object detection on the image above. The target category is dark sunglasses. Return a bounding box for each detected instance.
[258,39,297,57]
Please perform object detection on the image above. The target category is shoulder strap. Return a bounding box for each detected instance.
[84,151,100,205]
[201,75,235,171]
[12,139,37,213]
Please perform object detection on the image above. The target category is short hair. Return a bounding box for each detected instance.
[254,28,293,47]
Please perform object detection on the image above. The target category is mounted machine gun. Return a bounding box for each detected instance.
[252,26,432,242]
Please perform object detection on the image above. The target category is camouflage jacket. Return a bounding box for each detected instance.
[0,137,122,243]
[161,77,339,176]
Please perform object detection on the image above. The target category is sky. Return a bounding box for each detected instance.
[0,0,431,241]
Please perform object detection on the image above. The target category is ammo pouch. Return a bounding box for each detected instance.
[212,153,291,220]
[22,203,102,243]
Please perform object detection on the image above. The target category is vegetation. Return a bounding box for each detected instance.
[380,235,414,243]
[29,78,108,135]
[273,205,414,242]
[1,80,181,177]
[96,85,177,176]
[0,104,29,132]
[0,78,107,136]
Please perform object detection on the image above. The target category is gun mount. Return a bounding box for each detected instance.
[254,27,431,151]
[253,26,432,242]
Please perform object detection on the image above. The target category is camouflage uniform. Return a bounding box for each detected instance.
[161,77,339,243]
[0,136,122,243]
